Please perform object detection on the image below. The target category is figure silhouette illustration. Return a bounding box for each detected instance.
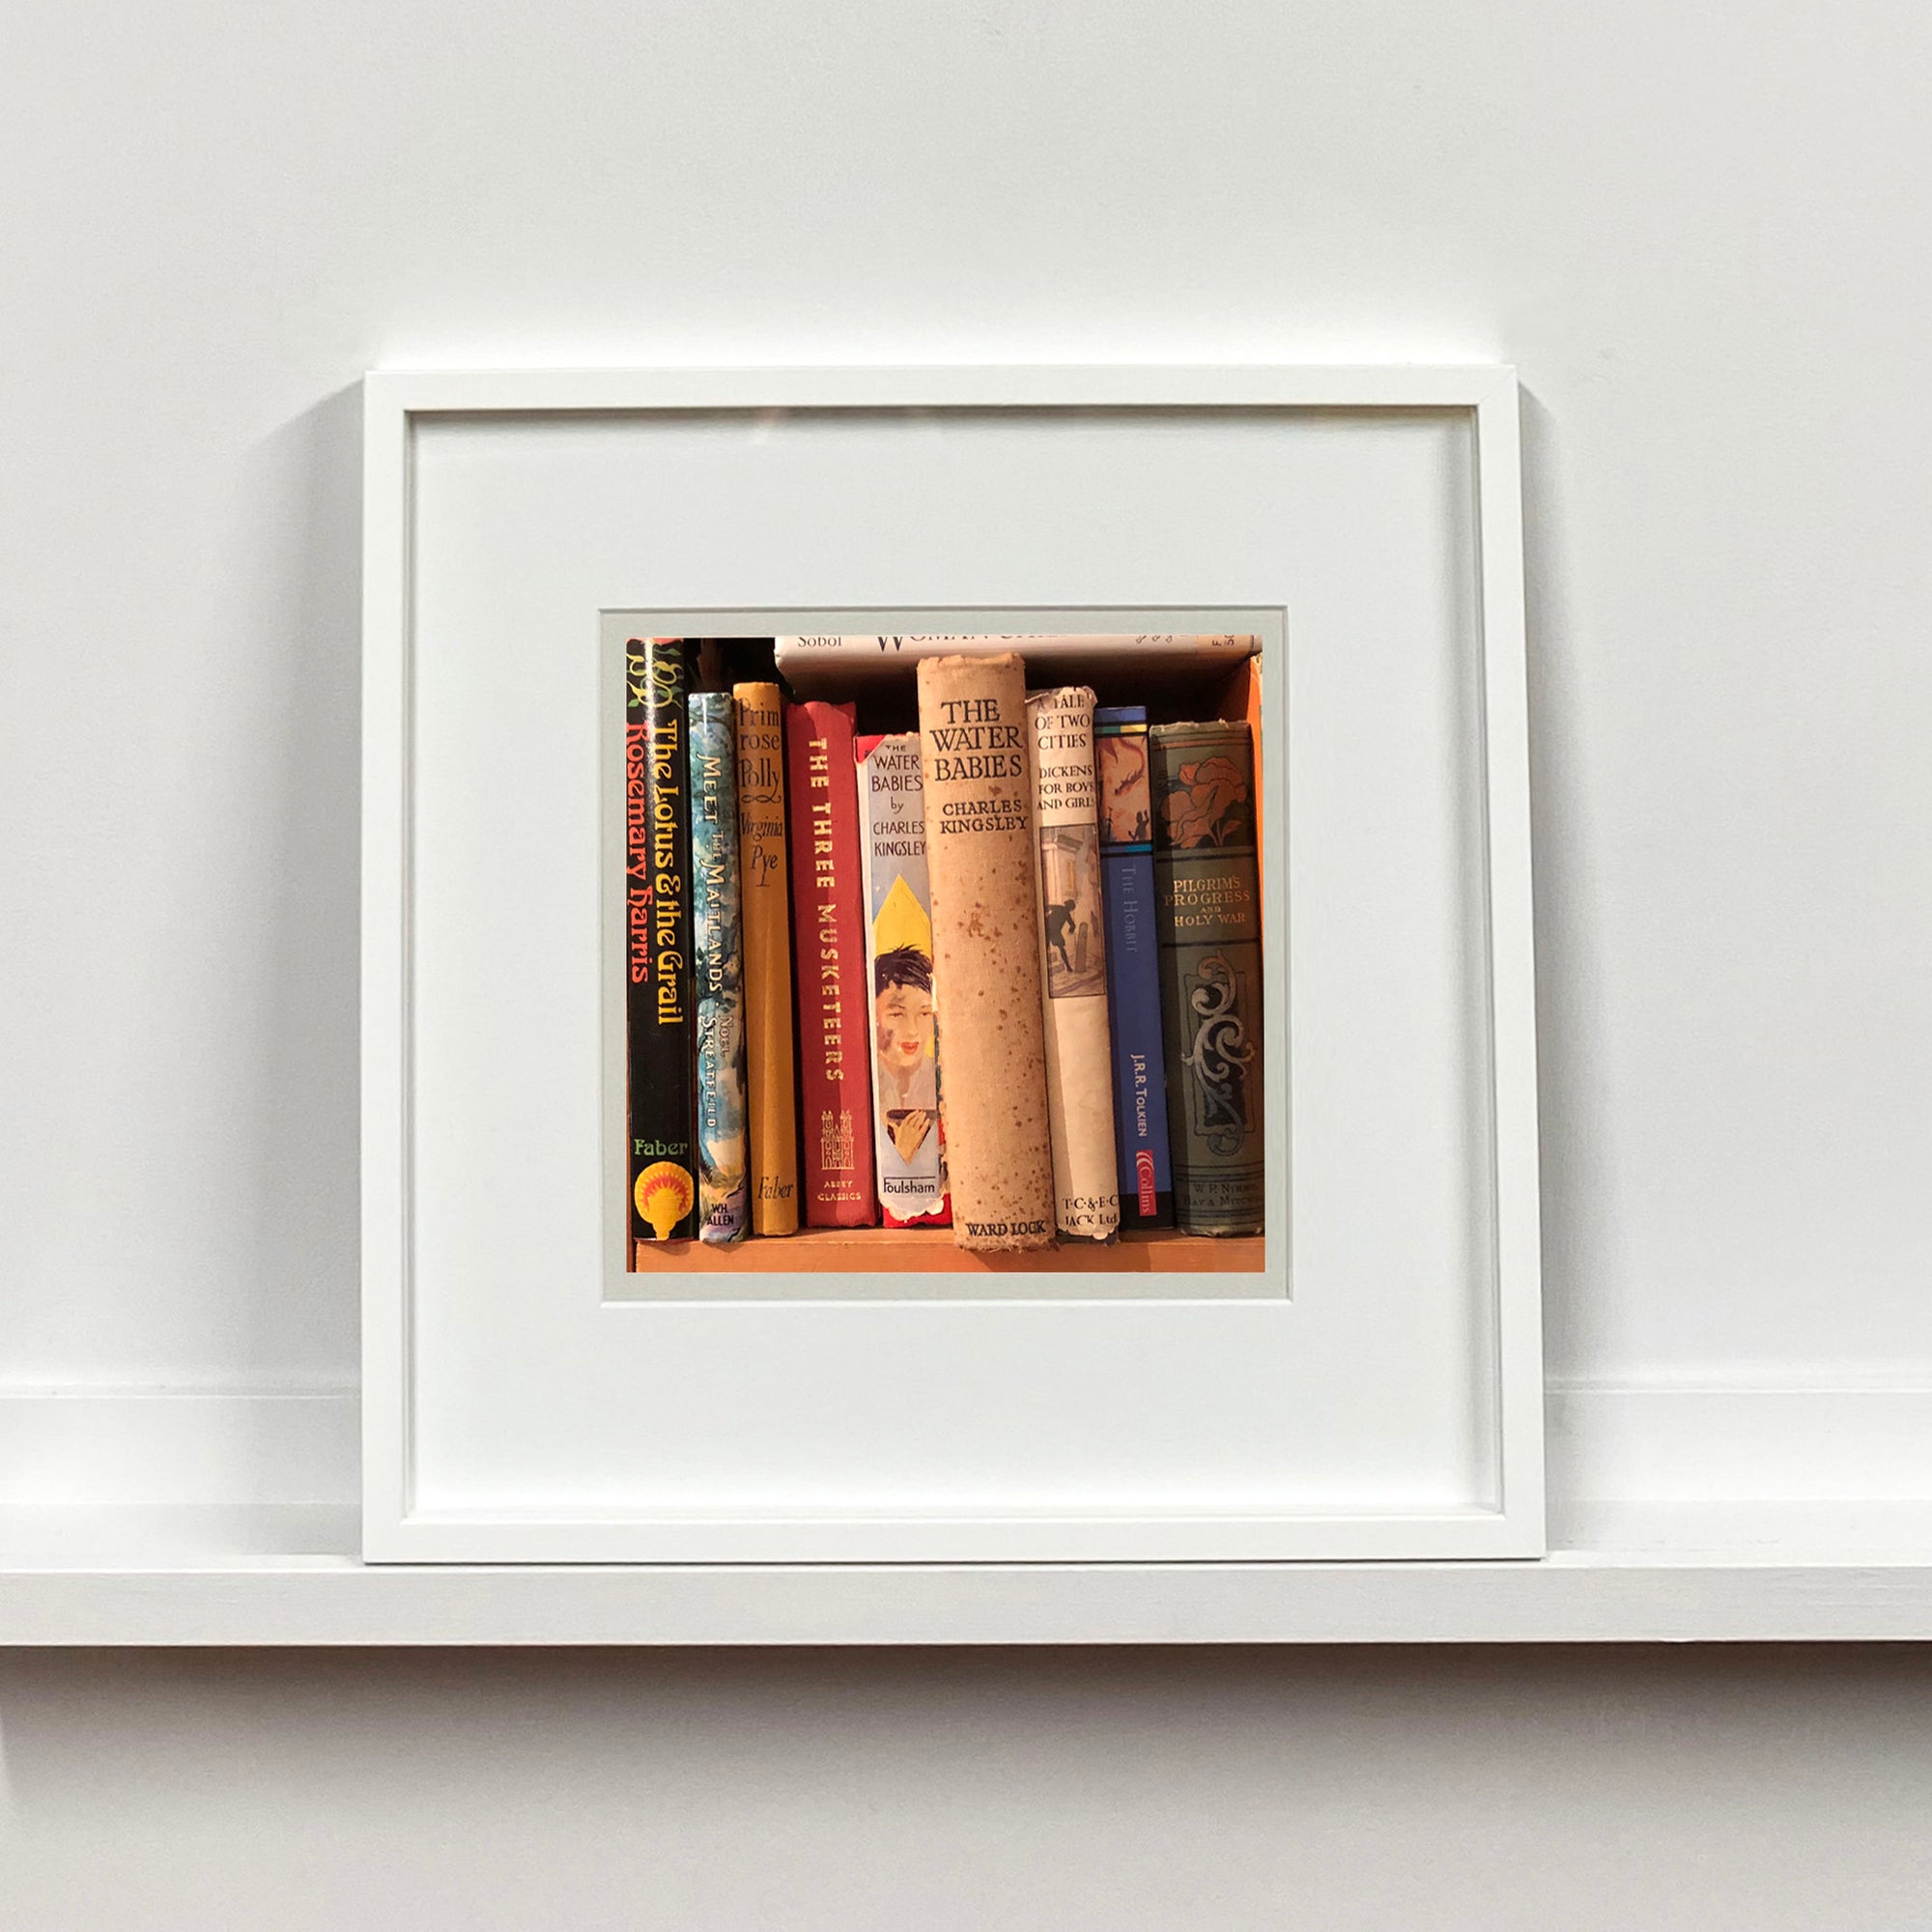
[1044,898,1076,974]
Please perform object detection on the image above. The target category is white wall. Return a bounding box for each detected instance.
[5,1646,1932,1930]
[5,0,1930,1916]
[6,0,1928,1394]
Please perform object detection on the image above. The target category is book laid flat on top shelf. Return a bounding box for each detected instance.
[777,632,1257,696]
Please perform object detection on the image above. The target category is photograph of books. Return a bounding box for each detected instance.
[620,629,1271,1283]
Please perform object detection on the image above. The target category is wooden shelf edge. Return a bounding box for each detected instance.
[630,1228,1266,1275]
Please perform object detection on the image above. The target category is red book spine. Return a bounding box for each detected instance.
[785,700,877,1227]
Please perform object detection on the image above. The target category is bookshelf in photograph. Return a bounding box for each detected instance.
[622,628,1273,1286]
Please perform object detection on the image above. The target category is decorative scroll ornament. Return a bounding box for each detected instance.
[1182,952,1255,1154]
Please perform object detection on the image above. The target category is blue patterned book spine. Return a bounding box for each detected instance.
[689,693,749,1242]
[1094,705,1174,1229]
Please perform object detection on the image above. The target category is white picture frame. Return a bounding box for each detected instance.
[361,365,1543,1565]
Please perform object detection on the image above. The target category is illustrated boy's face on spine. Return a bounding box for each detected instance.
[876,983,934,1069]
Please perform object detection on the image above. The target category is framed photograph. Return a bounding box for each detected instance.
[362,365,1542,1564]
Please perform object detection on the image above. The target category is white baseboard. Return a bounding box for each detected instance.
[1548,1379,1932,1505]
[4,1378,1929,1516]
[0,1382,357,1507]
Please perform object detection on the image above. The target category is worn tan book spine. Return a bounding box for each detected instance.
[915,654,1055,1251]
[1027,686,1121,1240]
[733,681,800,1235]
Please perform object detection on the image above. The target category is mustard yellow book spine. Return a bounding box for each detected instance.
[733,681,800,1234]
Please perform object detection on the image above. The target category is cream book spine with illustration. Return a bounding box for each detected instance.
[1027,686,1121,1240]
[856,732,949,1226]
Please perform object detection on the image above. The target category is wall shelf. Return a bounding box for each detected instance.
[5,1500,1932,1645]
[4,1382,1929,1645]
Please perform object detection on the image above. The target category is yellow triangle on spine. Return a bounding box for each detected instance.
[873,872,932,960]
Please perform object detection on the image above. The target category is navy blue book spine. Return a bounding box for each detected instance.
[1094,705,1174,1229]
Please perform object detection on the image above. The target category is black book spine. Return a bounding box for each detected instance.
[627,639,697,1243]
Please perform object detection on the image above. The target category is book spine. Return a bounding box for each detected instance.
[733,681,800,1236]
[1094,705,1174,1229]
[915,653,1054,1251]
[1215,652,1265,884]
[856,732,950,1227]
[1150,721,1265,1236]
[626,639,697,1245]
[689,694,748,1242]
[1027,687,1120,1240]
[784,700,877,1228]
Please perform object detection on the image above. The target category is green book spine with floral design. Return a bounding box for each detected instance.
[1149,721,1264,1236]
